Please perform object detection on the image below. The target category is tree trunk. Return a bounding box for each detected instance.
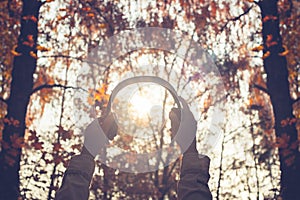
[258,0,300,199]
[0,0,41,199]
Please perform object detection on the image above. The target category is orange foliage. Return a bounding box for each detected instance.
[251,45,264,52]
[32,142,44,150]
[3,117,20,127]
[53,143,62,152]
[36,45,50,52]
[262,51,270,59]
[11,49,22,56]
[210,2,217,18]
[263,15,278,22]
[87,13,95,17]
[87,84,109,106]
[10,134,24,149]
[22,15,37,23]
[57,125,73,141]
[279,49,289,56]
[284,155,295,167]
[276,133,290,148]
[29,51,37,59]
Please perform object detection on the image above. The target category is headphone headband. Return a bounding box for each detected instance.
[107,76,181,112]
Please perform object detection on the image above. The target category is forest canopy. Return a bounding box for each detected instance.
[0,0,299,199]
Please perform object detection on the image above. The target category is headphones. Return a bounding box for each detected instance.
[103,76,182,137]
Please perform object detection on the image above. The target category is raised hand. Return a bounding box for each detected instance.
[169,97,197,154]
[82,112,118,158]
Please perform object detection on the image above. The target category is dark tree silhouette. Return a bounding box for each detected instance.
[0,0,42,199]
[258,0,300,199]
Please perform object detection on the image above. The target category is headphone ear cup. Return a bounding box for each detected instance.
[106,113,118,140]
[169,107,181,134]
[99,112,118,140]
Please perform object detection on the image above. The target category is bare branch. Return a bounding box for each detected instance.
[31,84,87,95]
[40,55,107,67]
[253,84,269,95]
[220,6,254,32]
[79,0,115,35]
[40,55,84,61]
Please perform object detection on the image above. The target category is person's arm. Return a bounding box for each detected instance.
[54,150,95,200]
[169,97,212,200]
[178,152,212,200]
[55,113,117,200]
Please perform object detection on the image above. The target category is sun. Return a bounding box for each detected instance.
[128,92,152,126]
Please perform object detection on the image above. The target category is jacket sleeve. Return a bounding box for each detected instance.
[55,154,95,200]
[178,153,212,200]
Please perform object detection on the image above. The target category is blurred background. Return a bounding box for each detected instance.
[0,0,299,199]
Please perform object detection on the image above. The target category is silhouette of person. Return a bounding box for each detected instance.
[55,97,212,200]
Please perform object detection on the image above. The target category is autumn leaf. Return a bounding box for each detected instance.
[284,155,295,167]
[23,41,34,47]
[203,94,212,110]
[53,143,62,152]
[1,140,10,150]
[87,95,95,105]
[33,141,44,150]
[251,45,264,52]
[22,15,37,23]
[30,51,38,59]
[27,35,34,42]
[53,155,63,165]
[99,23,107,28]
[281,119,289,127]
[266,34,273,42]
[8,148,19,157]
[87,13,95,17]
[290,141,299,150]
[279,49,289,56]
[276,133,290,148]
[27,130,38,142]
[5,155,15,166]
[10,134,24,149]
[87,85,109,106]
[71,144,82,151]
[262,51,270,59]
[11,49,22,56]
[263,15,278,22]
[281,148,292,157]
[82,7,91,11]
[123,145,130,150]
[267,41,278,47]
[36,45,50,52]
[265,34,277,47]
[3,117,20,127]
[281,118,296,127]
[210,2,217,18]
[57,15,68,20]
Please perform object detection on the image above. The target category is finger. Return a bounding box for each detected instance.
[101,112,118,140]
[107,119,118,140]
[169,107,180,120]
[99,112,114,132]
[169,108,180,135]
